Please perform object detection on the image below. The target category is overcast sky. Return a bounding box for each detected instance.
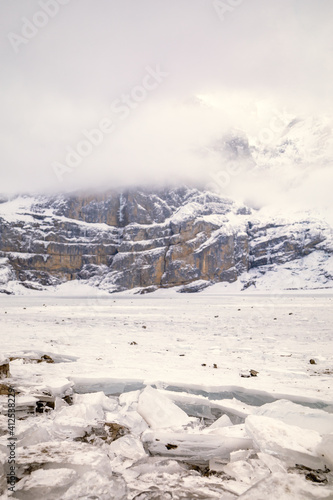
[0,0,332,211]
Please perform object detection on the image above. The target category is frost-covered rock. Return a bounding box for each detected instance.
[0,357,10,379]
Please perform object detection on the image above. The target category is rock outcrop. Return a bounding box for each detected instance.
[0,187,332,293]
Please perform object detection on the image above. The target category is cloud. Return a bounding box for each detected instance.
[0,0,332,217]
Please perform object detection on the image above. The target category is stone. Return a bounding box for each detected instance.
[0,358,10,379]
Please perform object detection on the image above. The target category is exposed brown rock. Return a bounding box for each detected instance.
[0,188,329,292]
[0,359,10,379]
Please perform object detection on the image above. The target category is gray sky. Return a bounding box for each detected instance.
[0,0,332,208]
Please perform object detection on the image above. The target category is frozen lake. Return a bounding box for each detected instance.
[2,290,333,403]
[1,289,333,498]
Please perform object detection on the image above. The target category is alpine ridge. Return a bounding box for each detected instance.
[0,187,332,294]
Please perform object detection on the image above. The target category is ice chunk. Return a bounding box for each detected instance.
[257,452,287,473]
[126,457,237,500]
[118,389,140,407]
[203,423,249,438]
[44,377,73,397]
[73,391,118,412]
[238,472,333,499]
[70,375,144,395]
[137,386,191,429]
[15,468,77,497]
[142,427,253,462]
[156,389,217,419]
[254,399,333,434]
[110,435,147,461]
[62,470,127,500]
[17,440,112,473]
[106,409,148,436]
[0,394,37,417]
[212,398,256,423]
[14,418,54,447]
[230,449,253,462]
[221,459,270,495]
[53,403,104,439]
[15,466,127,500]
[316,433,333,468]
[245,415,323,469]
[208,414,233,429]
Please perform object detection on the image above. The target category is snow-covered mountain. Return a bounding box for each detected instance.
[202,111,333,212]
[0,187,332,294]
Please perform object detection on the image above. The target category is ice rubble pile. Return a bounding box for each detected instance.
[0,385,333,499]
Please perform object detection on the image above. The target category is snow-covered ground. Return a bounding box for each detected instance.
[1,289,333,499]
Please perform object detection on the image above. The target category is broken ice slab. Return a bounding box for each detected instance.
[14,455,127,500]
[43,377,74,398]
[105,408,148,437]
[110,435,147,461]
[142,425,253,464]
[69,375,145,395]
[316,433,333,469]
[11,401,108,447]
[125,457,238,500]
[52,402,105,440]
[238,471,333,500]
[210,457,270,496]
[0,394,37,417]
[109,435,148,474]
[73,391,119,412]
[155,389,259,423]
[62,470,127,500]
[257,452,287,473]
[245,415,324,469]
[137,386,192,429]
[208,414,233,429]
[253,399,333,434]
[14,468,77,500]
[156,388,220,420]
[211,398,256,424]
[15,440,112,479]
[156,381,333,410]
[18,378,74,401]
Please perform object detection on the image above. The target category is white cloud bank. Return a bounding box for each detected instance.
[0,0,332,215]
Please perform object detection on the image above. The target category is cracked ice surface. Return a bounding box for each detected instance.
[0,292,333,498]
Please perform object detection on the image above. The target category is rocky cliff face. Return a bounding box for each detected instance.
[0,187,332,293]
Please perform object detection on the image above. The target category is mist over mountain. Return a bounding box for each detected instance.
[1,1,332,293]
[1,1,333,212]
